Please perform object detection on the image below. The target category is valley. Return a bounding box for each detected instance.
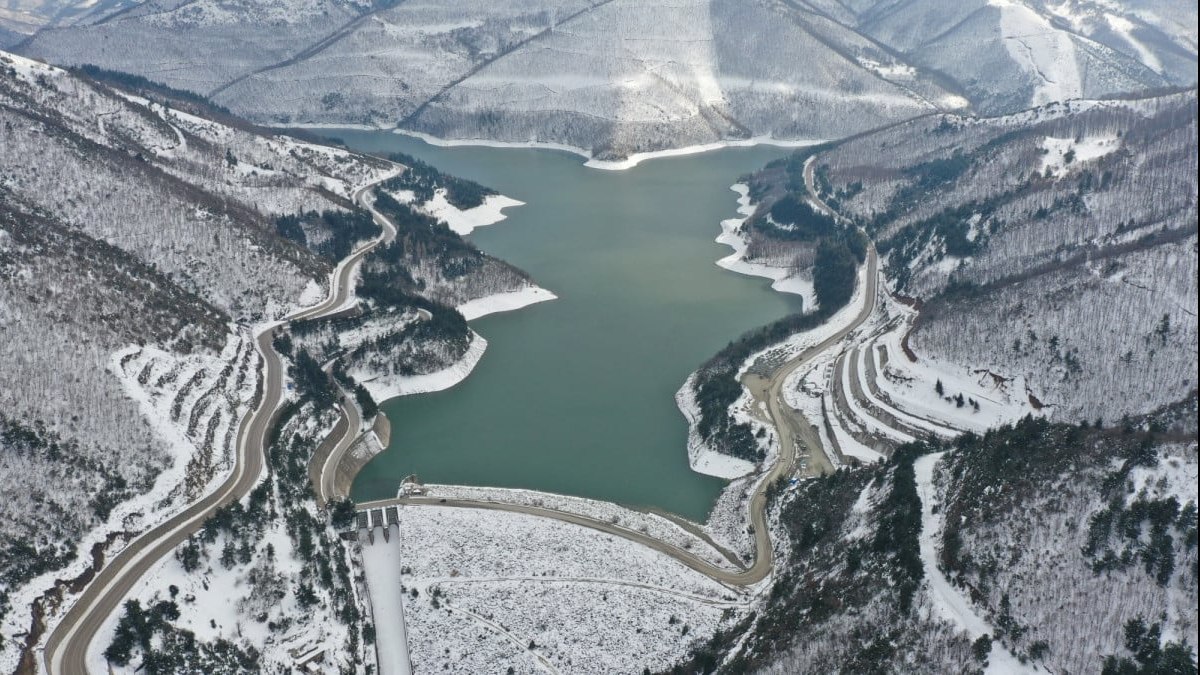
[0,2,1195,672]
[329,131,803,520]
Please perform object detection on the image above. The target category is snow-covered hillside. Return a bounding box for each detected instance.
[0,50,399,672]
[666,404,1197,673]
[745,92,1198,424]
[16,0,1192,158]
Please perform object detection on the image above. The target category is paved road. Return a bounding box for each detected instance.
[361,249,878,587]
[43,174,401,675]
[311,186,402,506]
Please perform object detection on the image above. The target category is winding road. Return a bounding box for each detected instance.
[358,247,878,587]
[352,151,878,592]
[40,173,402,675]
[42,143,878,671]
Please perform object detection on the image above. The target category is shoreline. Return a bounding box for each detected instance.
[714,184,818,308]
[356,285,557,403]
[393,128,824,171]
[291,123,822,172]
[457,285,557,322]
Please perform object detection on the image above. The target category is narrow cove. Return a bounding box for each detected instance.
[332,131,800,522]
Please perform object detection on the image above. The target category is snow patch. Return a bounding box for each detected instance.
[715,184,817,307]
[1040,135,1121,177]
[295,279,325,311]
[456,286,557,322]
[989,0,1084,106]
[1127,449,1199,507]
[355,331,487,402]
[423,189,525,236]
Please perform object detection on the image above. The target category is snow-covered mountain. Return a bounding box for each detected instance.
[676,85,1198,673]
[738,91,1197,425]
[0,48,383,671]
[13,0,1194,158]
[677,404,1197,673]
[0,50,540,673]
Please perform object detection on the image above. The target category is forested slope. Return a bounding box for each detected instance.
[17,0,1192,158]
[746,92,1198,423]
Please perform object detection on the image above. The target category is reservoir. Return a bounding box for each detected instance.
[333,131,798,521]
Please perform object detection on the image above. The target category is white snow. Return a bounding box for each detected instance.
[1,51,61,84]
[989,0,1084,106]
[1127,448,1199,507]
[715,184,818,307]
[377,505,747,674]
[1106,13,1164,73]
[393,128,822,171]
[295,279,326,310]
[360,526,414,675]
[423,189,525,236]
[88,502,361,675]
[691,447,758,480]
[1039,135,1121,177]
[354,331,487,402]
[456,286,558,322]
[914,452,1036,674]
[857,57,917,79]
[871,295,1037,434]
[584,137,825,171]
[406,483,739,571]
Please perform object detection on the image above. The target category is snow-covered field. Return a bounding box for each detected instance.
[406,484,744,572]
[362,505,749,674]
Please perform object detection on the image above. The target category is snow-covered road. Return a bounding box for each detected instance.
[914,452,1038,674]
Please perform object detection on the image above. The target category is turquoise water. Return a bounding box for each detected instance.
[333,131,798,521]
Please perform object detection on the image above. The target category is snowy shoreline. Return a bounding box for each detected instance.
[715,183,817,307]
[424,190,525,236]
[356,285,557,402]
[675,373,757,480]
[457,285,557,321]
[291,124,821,172]
[357,330,488,402]
[394,128,823,171]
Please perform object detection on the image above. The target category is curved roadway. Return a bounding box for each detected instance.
[360,248,878,587]
[42,175,401,675]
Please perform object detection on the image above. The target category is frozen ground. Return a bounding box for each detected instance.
[362,505,750,674]
[914,452,1036,674]
[411,484,744,572]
